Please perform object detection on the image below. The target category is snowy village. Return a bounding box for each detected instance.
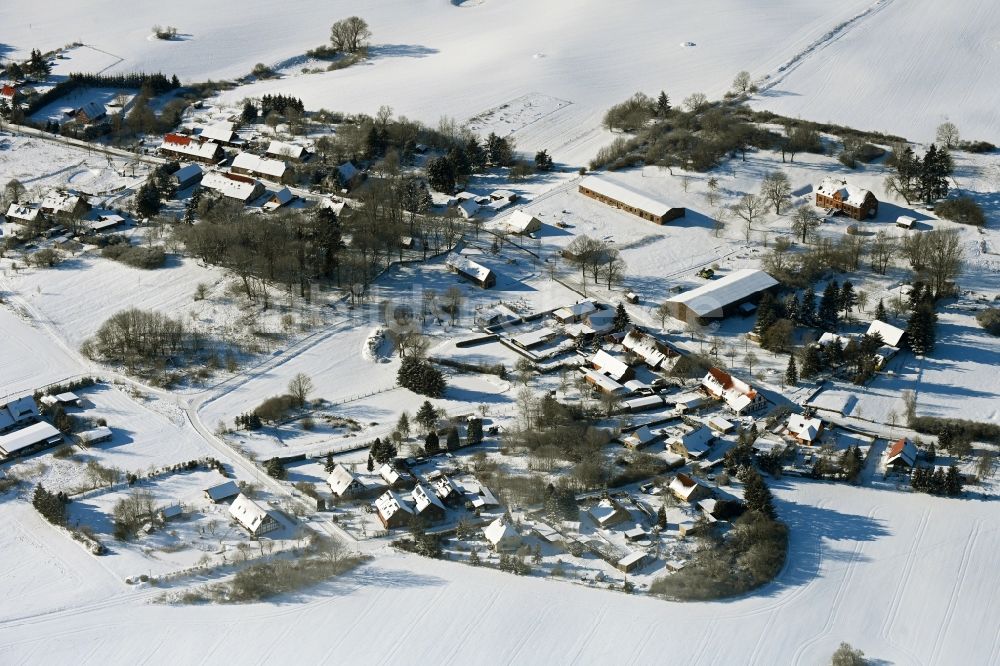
[0,2,998,664]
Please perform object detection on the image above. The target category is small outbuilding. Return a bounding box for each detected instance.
[203,480,241,503]
[506,210,542,235]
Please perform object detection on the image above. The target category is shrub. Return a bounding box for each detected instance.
[976,308,1000,336]
[397,357,446,397]
[31,248,61,267]
[935,196,985,226]
[958,140,996,153]
[101,243,167,269]
[251,63,275,79]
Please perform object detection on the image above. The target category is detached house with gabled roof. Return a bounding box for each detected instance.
[701,368,768,415]
[412,483,447,523]
[229,493,280,536]
[785,413,824,445]
[815,178,878,220]
[375,489,414,529]
[160,133,224,164]
[885,438,918,472]
[669,473,712,503]
[327,464,364,498]
[483,515,522,552]
[0,396,40,435]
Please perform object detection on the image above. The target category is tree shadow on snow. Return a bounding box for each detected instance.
[367,44,439,59]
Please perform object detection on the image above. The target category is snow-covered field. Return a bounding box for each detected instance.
[1,480,998,664]
[751,0,1000,144]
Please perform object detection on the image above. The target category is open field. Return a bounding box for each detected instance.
[1,480,998,664]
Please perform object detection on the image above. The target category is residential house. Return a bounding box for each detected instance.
[231,152,289,182]
[664,269,779,323]
[41,191,89,218]
[337,161,361,189]
[885,438,918,472]
[578,175,685,224]
[667,426,714,460]
[553,300,598,324]
[785,413,824,445]
[0,396,40,434]
[431,475,460,503]
[0,422,63,460]
[506,210,542,235]
[866,319,906,349]
[621,330,674,368]
[200,171,265,203]
[40,392,81,408]
[263,187,295,211]
[203,480,241,503]
[378,463,415,489]
[706,416,735,434]
[483,515,522,552]
[622,426,658,450]
[375,490,415,529]
[587,498,630,528]
[327,464,364,498]
[701,368,768,415]
[815,178,878,220]
[229,493,280,536]
[457,198,480,219]
[160,133,224,163]
[0,85,17,108]
[4,203,40,225]
[623,394,665,412]
[583,369,628,397]
[668,473,711,503]
[617,551,648,573]
[512,326,558,350]
[266,140,308,161]
[470,484,500,510]
[199,121,239,145]
[446,253,496,289]
[673,392,707,412]
[590,349,634,383]
[171,163,204,189]
[412,483,447,523]
[74,101,106,124]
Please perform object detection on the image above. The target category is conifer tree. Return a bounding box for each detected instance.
[424,431,440,455]
[800,344,822,379]
[415,400,438,433]
[656,91,671,116]
[324,451,335,473]
[612,302,631,332]
[819,280,841,328]
[839,280,856,315]
[784,355,798,386]
[800,286,817,326]
[875,298,888,321]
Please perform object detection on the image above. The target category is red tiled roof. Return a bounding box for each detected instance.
[676,472,696,487]
[708,367,733,389]
[1,85,15,97]
[888,438,908,458]
[164,133,192,146]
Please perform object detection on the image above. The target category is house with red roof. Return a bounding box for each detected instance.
[701,367,768,415]
[885,438,917,471]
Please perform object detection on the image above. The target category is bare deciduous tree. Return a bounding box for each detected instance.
[731,194,766,243]
[330,16,371,54]
[288,372,314,407]
[760,171,791,214]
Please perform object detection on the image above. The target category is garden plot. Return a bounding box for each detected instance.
[63,468,251,580]
[29,87,135,126]
[0,133,150,196]
[466,92,572,139]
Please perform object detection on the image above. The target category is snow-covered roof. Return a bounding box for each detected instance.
[266,140,306,160]
[669,473,708,501]
[591,349,631,382]
[701,368,762,413]
[431,475,458,500]
[885,438,917,467]
[624,394,664,411]
[76,426,112,444]
[0,421,61,457]
[229,494,274,533]
[201,171,262,202]
[588,499,628,527]
[375,489,414,520]
[787,413,823,442]
[624,425,658,447]
[553,299,597,322]
[674,392,706,409]
[263,187,295,210]
[446,253,494,285]
[818,331,853,348]
[412,483,446,514]
[200,121,236,143]
[666,269,779,318]
[327,464,361,496]
[816,178,873,207]
[160,134,222,161]
[667,426,713,458]
[41,191,84,215]
[896,215,916,228]
[866,319,905,348]
[232,152,287,180]
[584,369,628,396]
[160,504,183,519]
[706,416,735,433]
[506,210,541,234]
[204,480,240,502]
[172,163,203,184]
[5,203,39,222]
[622,330,669,367]
[617,551,647,568]
[457,199,480,219]
[75,101,105,120]
[483,516,520,547]
[0,396,39,432]
[378,463,402,486]
[512,326,557,349]
[490,189,516,201]
[471,485,500,508]
[579,175,675,218]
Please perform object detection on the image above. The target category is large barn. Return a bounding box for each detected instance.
[578,176,685,224]
[664,269,779,323]
[815,178,878,220]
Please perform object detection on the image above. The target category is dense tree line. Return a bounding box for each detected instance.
[885,143,952,205]
[910,465,963,496]
[397,356,446,397]
[82,308,188,371]
[32,484,69,525]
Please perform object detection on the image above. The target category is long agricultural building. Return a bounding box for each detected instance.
[578,175,685,224]
[665,269,779,323]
